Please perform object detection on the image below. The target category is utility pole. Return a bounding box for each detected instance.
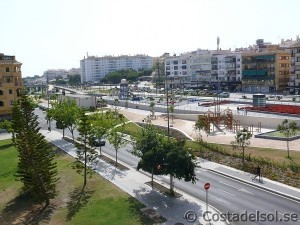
[156,60,159,96]
[165,70,174,195]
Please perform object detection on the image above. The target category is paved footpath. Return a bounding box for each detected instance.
[118,107,300,151]
[0,131,226,225]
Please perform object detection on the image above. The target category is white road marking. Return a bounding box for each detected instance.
[210,195,231,205]
[216,188,236,196]
[238,188,254,195]
[218,180,239,190]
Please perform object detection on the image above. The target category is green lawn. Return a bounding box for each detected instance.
[0,139,153,225]
[263,129,300,138]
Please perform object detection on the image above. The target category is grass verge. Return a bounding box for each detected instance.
[0,139,154,225]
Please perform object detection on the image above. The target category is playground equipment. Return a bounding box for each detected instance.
[199,108,262,134]
[201,108,234,134]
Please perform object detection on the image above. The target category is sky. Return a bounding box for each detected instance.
[1,0,300,77]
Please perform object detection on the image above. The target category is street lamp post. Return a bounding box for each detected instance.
[47,89,51,132]
[165,71,175,195]
[166,73,170,137]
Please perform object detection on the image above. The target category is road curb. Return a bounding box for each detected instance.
[208,169,300,203]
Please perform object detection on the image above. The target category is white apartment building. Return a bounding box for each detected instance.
[165,49,242,91]
[165,54,191,89]
[80,55,154,83]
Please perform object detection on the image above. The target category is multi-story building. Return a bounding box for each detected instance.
[80,55,153,83]
[242,51,290,93]
[165,50,242,91]
[0,53,23,119]
[211,53,242,91]
[189,52,212,87]
[288,41,300,94]
[165,53,191,89]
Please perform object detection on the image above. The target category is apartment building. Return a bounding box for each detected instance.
[288,42,300,94]
[0,53,23,118]
[165,50,242,91]
[80,55,153,83]
[241,51,290,93]
[165,54,191,89]
[211,53,242,91]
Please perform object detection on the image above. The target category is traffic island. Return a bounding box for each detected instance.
[99,155,130,171]
[145,181,182,198]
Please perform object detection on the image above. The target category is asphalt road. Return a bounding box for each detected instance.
[35,108,300,225]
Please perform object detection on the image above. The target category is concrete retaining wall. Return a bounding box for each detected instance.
[107,99,300,130]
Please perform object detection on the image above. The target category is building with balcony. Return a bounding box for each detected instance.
[288,42,300,94]
[80,55,154,83]
[241,51,290,93]
[165,54,191,89]
[211,53,242,91]
[164,49,241,91]
[0,53,23,119]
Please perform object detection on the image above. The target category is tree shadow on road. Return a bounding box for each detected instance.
[66,186,94,221]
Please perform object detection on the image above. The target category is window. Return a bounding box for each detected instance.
[0,101,3,107]
[173,60,178,64]
[174,66,178,70]
[182,65,187,69]
[182,60,186,64]
[9,89,13,94]
[6,67,9,72]
[280,56,289,60]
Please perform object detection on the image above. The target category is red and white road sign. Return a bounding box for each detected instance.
[204,182,210,190]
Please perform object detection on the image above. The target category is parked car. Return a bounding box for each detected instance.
[93,138,106,147]
[38,105,48,111]
[219,92,230,98]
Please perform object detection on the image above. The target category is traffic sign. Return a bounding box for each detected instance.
[204,182,210,190]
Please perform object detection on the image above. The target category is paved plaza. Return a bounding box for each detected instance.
[118,107,300,152]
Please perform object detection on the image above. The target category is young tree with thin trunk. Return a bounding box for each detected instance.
[11,95,58,206]
[108,128,127,166]
[231,128,252,165]
[89,110,118,157]
[194,115,209,155]
[277,119,297,158]
[74,109,99,188]
[149,101,155,118]
[169,104,174,124]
